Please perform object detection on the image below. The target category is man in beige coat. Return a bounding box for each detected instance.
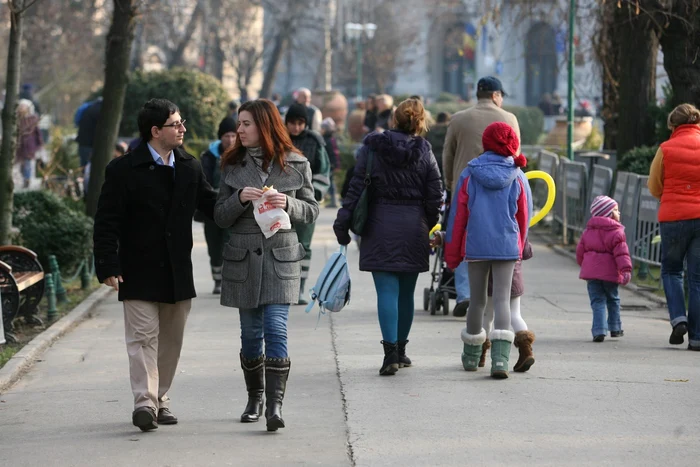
[442,76,521,317]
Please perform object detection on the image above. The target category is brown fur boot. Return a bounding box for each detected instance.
[513,330,536,372]
[478,339,491,368]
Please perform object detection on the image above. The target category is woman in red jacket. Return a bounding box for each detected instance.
[648,103,700,351]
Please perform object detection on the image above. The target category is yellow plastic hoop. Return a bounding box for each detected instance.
[525,170,556,227]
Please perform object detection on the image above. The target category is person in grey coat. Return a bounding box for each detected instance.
[214,99,319,432]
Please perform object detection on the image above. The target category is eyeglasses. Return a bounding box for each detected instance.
[162,119,186,129]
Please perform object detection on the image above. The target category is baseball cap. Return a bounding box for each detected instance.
[477,76,507,97]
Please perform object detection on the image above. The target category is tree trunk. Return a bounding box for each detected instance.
[613,4,659,157]
[659,1,700,107]
[260,32,288,98]
[0,4,24,245]
[85,0,138,218]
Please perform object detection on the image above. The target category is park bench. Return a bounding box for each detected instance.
[0,246,46,344]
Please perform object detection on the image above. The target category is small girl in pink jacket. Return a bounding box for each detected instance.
[576,195,633,342]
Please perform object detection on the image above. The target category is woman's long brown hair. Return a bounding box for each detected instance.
[220,99,301,170]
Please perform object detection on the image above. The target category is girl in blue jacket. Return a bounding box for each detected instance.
[445,122,532,379]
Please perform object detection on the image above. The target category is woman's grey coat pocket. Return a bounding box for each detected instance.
[272,243,306,280]
[222,245,249,282]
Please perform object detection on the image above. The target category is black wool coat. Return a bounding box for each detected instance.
[93,142,217,303]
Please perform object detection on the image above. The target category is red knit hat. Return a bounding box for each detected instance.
[482,122,520,156]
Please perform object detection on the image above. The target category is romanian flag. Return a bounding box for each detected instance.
[461,23,477,61]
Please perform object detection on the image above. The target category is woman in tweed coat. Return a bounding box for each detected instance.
[214,99,319,432]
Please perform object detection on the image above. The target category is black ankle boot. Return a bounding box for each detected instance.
[265,357,291,432]
[213,280,222,295]
[380,341,399,375]
[397,340,412,368]
[240,353,264,423]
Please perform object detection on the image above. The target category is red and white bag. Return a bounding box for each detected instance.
[252,187,292,238]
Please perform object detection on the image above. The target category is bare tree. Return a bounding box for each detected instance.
[85,0,140,217]
[0,0,42,245]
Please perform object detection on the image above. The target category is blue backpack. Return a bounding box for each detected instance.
[305,246,351,315]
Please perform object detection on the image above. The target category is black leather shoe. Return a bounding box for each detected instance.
[670,323,687,345]
[688,343,700,351]
[610,330,624,338]
[212,280,221,295]
[593,335,605,342]
[453,300,469,317]
[132,407,158,431]
[157,408,178,425]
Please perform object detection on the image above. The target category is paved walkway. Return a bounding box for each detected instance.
[1,209,698,466]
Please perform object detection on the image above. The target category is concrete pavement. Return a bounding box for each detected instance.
[1,209,699,466]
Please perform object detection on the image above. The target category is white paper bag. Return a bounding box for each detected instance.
[252,188,292,238]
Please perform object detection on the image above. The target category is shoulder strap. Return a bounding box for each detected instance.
[364,150,374,185]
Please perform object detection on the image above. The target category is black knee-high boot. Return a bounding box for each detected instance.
[265,357,291,432]
[240,354,264,423]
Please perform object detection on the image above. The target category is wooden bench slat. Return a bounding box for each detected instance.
[14,271,45,291]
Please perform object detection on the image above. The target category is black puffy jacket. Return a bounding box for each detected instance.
[334,130,442,273]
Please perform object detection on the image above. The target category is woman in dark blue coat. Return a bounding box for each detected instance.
[334,98,443,375]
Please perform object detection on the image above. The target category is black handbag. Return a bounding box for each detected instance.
[350,150,374,235]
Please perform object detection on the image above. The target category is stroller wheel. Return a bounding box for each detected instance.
[429,291,438,315]
[423,288,431,311]
[442,291,450,315]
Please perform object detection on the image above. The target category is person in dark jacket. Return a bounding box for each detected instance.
[426,111,450,180]
[76,98,102,169]
[321,117,341,208]
[285,102,331,304]
[334,98,443,375]
[200,116,238,294]
[363,94,378,133]
[93,99,217,432]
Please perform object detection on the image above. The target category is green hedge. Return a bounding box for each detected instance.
[93,68,230,141]
[12,191,93,273]
[617,145,658,175]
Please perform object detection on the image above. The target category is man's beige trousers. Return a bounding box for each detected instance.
[123,300,191,410]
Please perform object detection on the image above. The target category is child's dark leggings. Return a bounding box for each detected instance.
[466,261,516,335]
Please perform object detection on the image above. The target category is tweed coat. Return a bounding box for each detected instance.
[214,151,319,308]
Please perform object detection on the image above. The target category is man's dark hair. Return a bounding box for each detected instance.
[228,100,240,111]
[137,99,179,141]
[477,90,498,100]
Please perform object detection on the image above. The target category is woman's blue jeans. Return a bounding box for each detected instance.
[586,280,621,337]
[371,272,419,343]
[239,304,290,359]
[660,219,700,347]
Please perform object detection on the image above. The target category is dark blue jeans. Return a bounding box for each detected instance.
[371,272,419,343]
[586,280,621,337]
[660,219,700,347]
[239,304,290,359]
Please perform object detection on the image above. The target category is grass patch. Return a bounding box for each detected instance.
[0,276,101,370]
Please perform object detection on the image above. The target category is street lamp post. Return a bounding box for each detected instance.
[344,22,377,102]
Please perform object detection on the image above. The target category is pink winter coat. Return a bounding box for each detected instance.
[576,216,632,284]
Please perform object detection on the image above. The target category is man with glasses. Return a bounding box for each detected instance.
[93,99,217,431]
[443,77,521,318]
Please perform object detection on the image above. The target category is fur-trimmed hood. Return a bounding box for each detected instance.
[363,130,432,167]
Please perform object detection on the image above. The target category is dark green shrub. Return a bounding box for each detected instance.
[94,68,229,141]
[12,191,94,273]
[183,139,211,159]
[504,106,545,145]
[617,145,658,175]
[435,92,461,103]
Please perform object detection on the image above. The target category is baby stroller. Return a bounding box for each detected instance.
[423,199,457,315]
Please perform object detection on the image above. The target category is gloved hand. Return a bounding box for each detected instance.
[336,231,351,246]
[620,271,632,285]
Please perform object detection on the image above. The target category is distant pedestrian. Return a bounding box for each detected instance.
[374,95,394,131]
[215,99,319,431]
[648,103,700,350]
[425,111,450,181]
[295,87,323,131]
[321,117,340,208]
[363,94,377,133]
[576,195,631,342]
[445,122,531,379]
[334,98,443,375]
[15,99,43,188]
[200,116,238,294]
[76,98,103,169]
